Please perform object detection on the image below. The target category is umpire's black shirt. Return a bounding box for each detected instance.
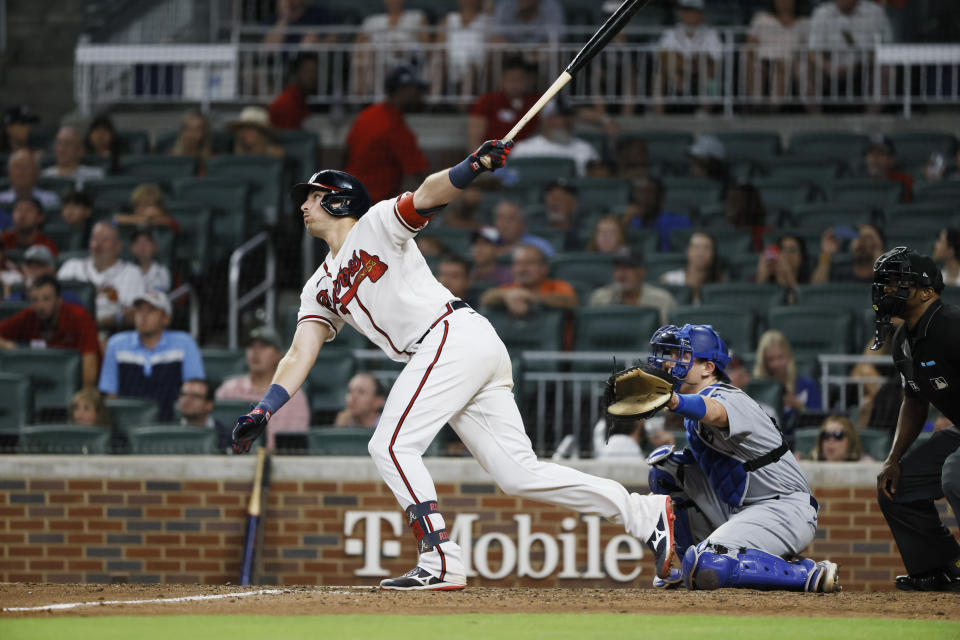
[892,299,960,425]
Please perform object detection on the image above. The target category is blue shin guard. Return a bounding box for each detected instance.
[681,544,839,592]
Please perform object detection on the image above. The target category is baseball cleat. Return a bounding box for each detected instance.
[808,560,840,593]
[379,566,466,591]
[894,572,960,592]
[645,495,677,580]
[652,568,683,589]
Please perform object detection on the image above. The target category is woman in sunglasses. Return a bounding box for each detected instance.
[811,416,872,462]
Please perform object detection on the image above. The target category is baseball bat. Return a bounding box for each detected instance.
[239,446,270,586]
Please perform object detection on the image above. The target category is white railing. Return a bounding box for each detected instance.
[74,33,960,116]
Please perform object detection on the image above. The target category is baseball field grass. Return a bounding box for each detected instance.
[2,614,959,640]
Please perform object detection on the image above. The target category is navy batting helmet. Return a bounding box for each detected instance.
[648,324,731,387]
[292,170,372,219]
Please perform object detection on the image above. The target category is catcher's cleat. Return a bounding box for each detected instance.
[379,566,466,591]
[894,572,960,592]
[808,560,841,593]
[644,495,677,580]
[652,568,683,589]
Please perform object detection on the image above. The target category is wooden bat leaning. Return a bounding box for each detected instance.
[239,447,270,586]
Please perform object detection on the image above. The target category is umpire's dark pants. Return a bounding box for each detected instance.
[877,426,960,576]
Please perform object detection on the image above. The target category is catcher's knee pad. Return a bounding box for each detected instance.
[681,544,827,592]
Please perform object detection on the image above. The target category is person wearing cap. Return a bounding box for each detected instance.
[99,290,204,422]
[654,0,723,115]
[872,247,960,592]
[865,134,913,203]
[588,249,676,324]
[0,273,101,388]
[344,64,430,203]
[227,107,285,158]
[333,372,387,429]
[41,126,105,190]
[268,53,318,131]
[467,56,541,151]
[215,326,309,449]
[509,99,600,177]
[178,379,233,453]
[0,150,61,230]
[12,245,82,306]
[1,105,39,154]
[129,228,171,294]
[688,135,729,184]
[469,225,512,287]
[1,197,58,256]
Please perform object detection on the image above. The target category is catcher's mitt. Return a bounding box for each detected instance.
[604,362,677,420]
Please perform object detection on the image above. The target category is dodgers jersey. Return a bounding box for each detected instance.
[297,192,457,362]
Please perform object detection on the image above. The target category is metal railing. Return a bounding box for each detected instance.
[168,282,200,339]
[227,231,276,349]
[818,353,895,412]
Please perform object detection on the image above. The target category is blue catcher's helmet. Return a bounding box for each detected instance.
[648,324,731,387]
[291,169,373,219]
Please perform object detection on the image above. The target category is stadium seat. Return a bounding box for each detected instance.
[764,159,843,184]
[570,178,632,211]
[508,157,577,184]
[884,225,936,255]
[668,305,757,355]
[725,252,760,281]
[794,427,820,457]
[751,177,816,214]
[859,429,892,461]
[827,179,904,208]
[766,306,855,356]
[418,226,472,258]
[119,155,196,182]
[0,300,30,321]
[0,372,32,430]
[482,308,565,369]
[127,425,219,455]
[661,177,724,216]
[712,131,781,163]
[201,348,247,389]
[573,307,661,370]
[274,129,319,185]
[621,131,694,170]
[795,283,873,314]
[59,280,97,312]
[789,203,873,230]
[912,180,960,204]
[886,131,957,168]
[0,349,80,413]
[17,424,111,455]
[744,379,784,422]
[171,177,249,261]
[645,253,688,282]
[43,222,86,252]
[84,176,146,212]
[117,130,151,155]
[306,349,356,413]
[36,176,78,199]
[668,228,754,257]
[550,252,615,291]
[306,427,372,455]
[881,202,955,228]
[105,397,160,438]
[787,132,870,167]
[210,399,251,434]
[206,156,285,227]
[167,205,212,276]
[700,282,785,311]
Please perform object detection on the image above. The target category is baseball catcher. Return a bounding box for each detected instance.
[605,323,840,592]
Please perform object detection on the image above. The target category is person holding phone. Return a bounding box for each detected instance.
[811,222,885,284]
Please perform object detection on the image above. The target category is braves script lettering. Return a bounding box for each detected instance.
[316,249,388,314]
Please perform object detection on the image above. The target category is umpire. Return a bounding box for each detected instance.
[873,247,960,591]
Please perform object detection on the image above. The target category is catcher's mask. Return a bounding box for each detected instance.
[648,324,731,388]
[870,246,943,350]
[291,169,372,219]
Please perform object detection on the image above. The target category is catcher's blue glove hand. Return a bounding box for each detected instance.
[232,408,269,454]
[472,138,514,171]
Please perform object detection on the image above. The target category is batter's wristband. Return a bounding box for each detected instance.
[448,156,481,190]
[673,394,707,421]
[256,384,290,416]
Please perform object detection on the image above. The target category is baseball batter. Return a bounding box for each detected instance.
[642,323,840,592]
[232,139,676,590]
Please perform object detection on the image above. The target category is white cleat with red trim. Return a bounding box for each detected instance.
[379,566,467,591]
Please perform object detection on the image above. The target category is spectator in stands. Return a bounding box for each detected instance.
[436,254,473,306]
[41,126,105,189]
[934,227,960,286]
[848,329,900,429]
[440,185,484,231]
[12,246,83,307]
[588,249,676,323]
[178,378,232,452]
[58,221,146,333]
[269,53,318,130]
[352,0,429,95]
[69,388,109,427]
[659,231,722,303]
[129,229,171,293]
[688,135,729,184]
[60,191,94,246]
[753,329,822,426]
[469,226,512,287]
[616,138,650,181]
[0,150,61,229]
[0,246,21,299]
[344,65,429,203]
[510,100,600,177]
[84,114,122,173]
[593,415,676,459]
[435,0,491,94]
[864,134,913,202]
[262,0,334,46]
[479,244,577,317]
[654,0,723,115]
[0,274,101,388]
[215,326,309,449]
[467,56,540,151]
[227,107,285,158]
[492,199,553,258]
[1,197,58,255]
[490,0,565,45]
[810,415,871,462]
[621,176,691,253]
[586,215,628,255]
[746,0,811,103]
[723,183,770,251]
[113,183,180,232]
[922,150,960,182]
[756,233,810,303]
[1,105,39,154]
[725,355,751,391]
[99,290,203,422]
[540,179,582,250]
[811,222,885,284]
[169,110,214,176]
[333,372,387,429]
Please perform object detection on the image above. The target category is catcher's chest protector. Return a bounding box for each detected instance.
[685,415,749,508]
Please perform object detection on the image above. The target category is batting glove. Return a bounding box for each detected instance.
[233,408,270,454]
[448,139,514,189]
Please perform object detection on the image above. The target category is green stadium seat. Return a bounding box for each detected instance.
[43,222,86,252]
[766,306,855,355]
[167,204,212,276]
[27,127,57,152]
[170,177,249,261]
[712,131,781,163]
[201,348,247,389]
[700,282,785,311]
[105,397,160,438]
[59,280,97,313]
[787,132,869,166]
[827,179,904,208]
[84,176,145,211]
[574,130,607,160]
[306,348,356,413]
[117,130,151,155]
[941,286,960,307]
[789,203,873,230]
[647,253,688,283]
[764,159,843,184]
[859,429,892,461]
[751,177,816,213]
[36,176,79,199]
[508,157,577,183]
[725,252,759,281]
[206,156,285,228]
[418,226,472,258]
[550,252,615,291]
[886,132,957,168]
[881,202,956,228]
[306,427,372,455]
[482,308,565,369]
[275,130,320,185]
[621,131,694,168]
[572,306,661,370]
[744,379,784,421]
[0,300,30,321]
[661,177,724,216]
[795,283,872,314]
[210,399,252,433]
[0,348,80,412]
[0,372,32,430]
[17,424,111,454]
[127,425,219,454]
[660,284,692,305]
[118,155,196,182]
[668,228,753,257]
[912,180,960,204]
[570,178,632,212]
[669,304,757,355]
[794,427,820,457]
[884,225,936,255]
[154,130,234,155]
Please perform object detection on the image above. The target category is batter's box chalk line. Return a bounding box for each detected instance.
[2,586,370,613]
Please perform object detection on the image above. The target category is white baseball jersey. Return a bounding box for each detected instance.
[297,193,456,362]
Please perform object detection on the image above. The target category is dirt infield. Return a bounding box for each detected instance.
[1,583,958,620]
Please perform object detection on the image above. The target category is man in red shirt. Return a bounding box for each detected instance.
[344,65,430,203]
[268,53,318,130]
[866,134,913,203]
[0,197,59,255]
[467,56,540,151]
[0,274,100,387]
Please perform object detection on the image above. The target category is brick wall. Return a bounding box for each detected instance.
[0,457,956,591]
